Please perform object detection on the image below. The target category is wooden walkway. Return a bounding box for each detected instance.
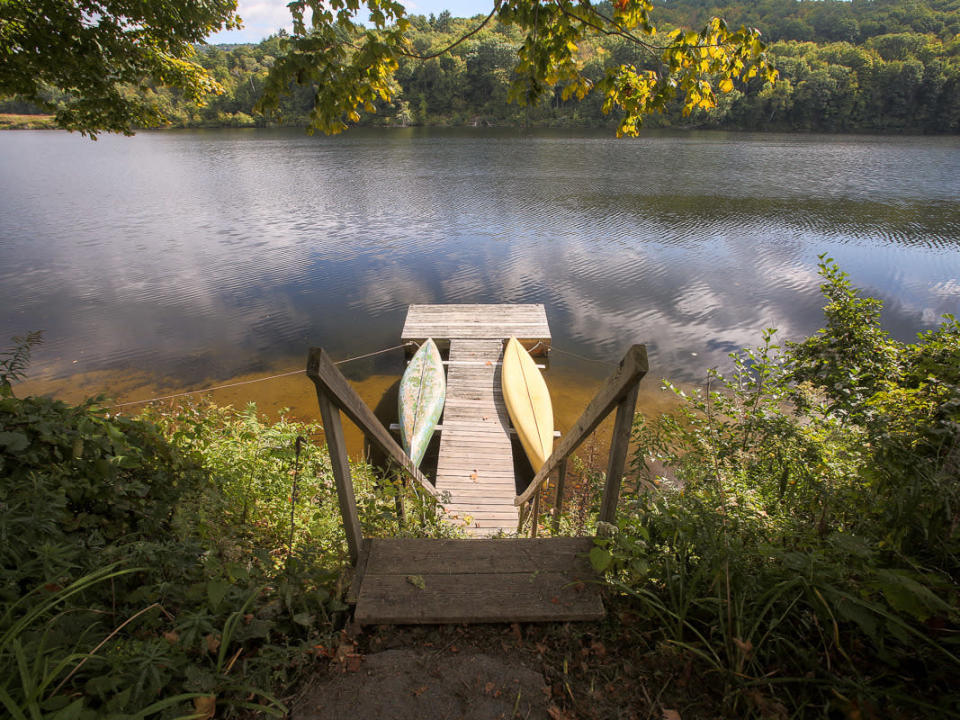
[351,538,604,624]
[306,305,649,626]
[402,305,551,536]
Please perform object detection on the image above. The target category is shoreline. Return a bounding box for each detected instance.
[2,114,955,137]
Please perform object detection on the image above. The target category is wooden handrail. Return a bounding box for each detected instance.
[306,348,440,498]
[514,344,647,508]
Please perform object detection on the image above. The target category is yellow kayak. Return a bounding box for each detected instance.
[501,337,554,472]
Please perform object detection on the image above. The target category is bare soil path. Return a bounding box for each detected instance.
[291,618,715,720]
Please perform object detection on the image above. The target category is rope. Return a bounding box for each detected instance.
[550,346,616,366]
[109,342,613,410]
[109,342,416,409]
[110,369,305,408]
[335,343,414,365]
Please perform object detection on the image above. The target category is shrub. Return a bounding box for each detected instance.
[605,258,960,717]
[0,387,450,718]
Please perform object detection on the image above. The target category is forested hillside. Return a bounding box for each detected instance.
[4,0,959,132]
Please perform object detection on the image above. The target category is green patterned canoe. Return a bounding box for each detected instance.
[398,338,446,467]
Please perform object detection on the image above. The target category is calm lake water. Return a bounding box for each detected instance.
[1,128,959,441]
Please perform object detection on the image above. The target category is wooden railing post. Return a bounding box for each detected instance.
[316,391,363,564]
[598,380,640,525]
[530,488,541,538]
[551,458,567,533]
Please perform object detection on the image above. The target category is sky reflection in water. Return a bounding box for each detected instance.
[1,127,958,399]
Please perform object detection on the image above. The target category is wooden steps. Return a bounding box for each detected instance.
[352,538,604,625]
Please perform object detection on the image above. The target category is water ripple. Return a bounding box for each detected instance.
[1,128,957,386]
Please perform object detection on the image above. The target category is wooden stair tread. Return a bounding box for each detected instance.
[353,538,604,625]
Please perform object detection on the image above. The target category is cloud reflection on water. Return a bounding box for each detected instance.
[0,128,958,391]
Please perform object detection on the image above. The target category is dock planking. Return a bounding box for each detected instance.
[353,537,604,624]
[402,304,552,537]
[403,304,550,356]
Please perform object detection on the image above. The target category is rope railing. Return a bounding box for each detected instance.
[109,342,416,409]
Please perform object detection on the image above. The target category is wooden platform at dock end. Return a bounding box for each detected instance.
[402,304,550,356]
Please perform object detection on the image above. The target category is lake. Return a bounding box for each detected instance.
[2,127,958,450]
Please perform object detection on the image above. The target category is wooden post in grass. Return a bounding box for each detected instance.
[551,458,567,533]
[316,392,363,564]
[307,347,440,565]
[598,381,640,525]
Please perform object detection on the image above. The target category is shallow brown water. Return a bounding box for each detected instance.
[14,358,681,458]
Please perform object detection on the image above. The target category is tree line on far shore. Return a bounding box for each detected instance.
[3,0,959,133]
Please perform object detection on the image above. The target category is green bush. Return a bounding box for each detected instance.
[605,258,960,717]
[0,386,451,718]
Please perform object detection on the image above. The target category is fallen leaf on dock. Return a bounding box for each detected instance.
[406,574,426,590]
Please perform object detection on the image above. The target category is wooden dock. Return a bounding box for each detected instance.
[402,305,550,536]
[306,305,648,626]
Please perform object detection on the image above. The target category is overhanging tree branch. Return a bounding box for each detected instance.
[399,1,502,60]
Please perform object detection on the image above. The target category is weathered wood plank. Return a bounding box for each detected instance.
[437,455,515,464]
[440,490,519,500]
[444,511,520,522]
[437,473,516,482]
[440,482,516,490]
[437,466,516,475]
[355,572,603,624]
[443,499,521,509]
[437,431,513,441]
[363,539,596,576]
[405,304,546,315]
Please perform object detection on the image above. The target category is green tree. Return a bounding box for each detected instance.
[258,0,779,136]
[0,0,240,135]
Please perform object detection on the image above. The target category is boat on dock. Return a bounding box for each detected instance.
[398,338,446,467]
[501,336,554,473]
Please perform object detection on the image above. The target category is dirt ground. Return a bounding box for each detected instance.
[293,647,551,720]
[291,616,718,720]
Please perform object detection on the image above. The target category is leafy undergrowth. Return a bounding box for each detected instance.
[0,388,452,719]
[590,258,960,718]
